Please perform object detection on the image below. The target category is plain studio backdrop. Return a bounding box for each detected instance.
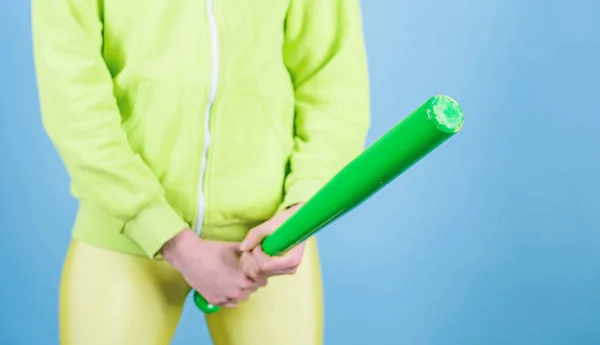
[0,0,598,344]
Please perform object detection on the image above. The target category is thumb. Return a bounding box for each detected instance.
[240,224,272,251]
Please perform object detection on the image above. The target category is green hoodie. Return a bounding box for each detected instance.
[31,0,370,258]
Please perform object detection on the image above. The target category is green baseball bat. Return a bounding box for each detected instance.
[194,94,464,313]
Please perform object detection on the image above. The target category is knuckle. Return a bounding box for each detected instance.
[282,257,299,269]
[290,257,301,267]
[210,296,227,305]
[227,288,242,300]
[241,252,252,260]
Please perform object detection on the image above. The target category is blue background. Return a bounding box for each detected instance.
[1,0,599,344]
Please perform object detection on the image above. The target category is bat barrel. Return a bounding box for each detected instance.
[193,95,463,314]
[261,95,463,256]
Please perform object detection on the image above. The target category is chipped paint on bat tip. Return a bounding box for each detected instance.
[426,94,464,134]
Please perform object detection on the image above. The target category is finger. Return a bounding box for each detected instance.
[240,252,262,281]
[255,267,298,278]
[240,224,273,251]
[253,277,268,287]
[222,302,238,309]
[247,250,280,276]
[251,245,271,264]
[238,290,252,300]
[243,287,257,294]
[246,246,270,275]
[242,276,267,289]
[274,267,298,275]
[208,296,230,306]
[226,289,253,306]
[259,248,303,272]
[240,273,267,289]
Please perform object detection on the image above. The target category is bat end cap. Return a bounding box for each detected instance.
[427,95,464,133]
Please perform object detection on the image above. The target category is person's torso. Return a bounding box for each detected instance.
[105,0,297,240]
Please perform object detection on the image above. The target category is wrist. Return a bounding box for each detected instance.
[161,228,198,269]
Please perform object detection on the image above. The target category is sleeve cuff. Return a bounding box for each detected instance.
[279,178,325,212]
[123,198,189,258]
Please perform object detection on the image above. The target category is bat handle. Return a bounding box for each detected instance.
[193,290,222,314]
[192,238,280,314]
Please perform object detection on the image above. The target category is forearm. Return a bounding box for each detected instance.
[32,0,187,257]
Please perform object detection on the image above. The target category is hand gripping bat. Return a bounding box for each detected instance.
[194,95,464,313]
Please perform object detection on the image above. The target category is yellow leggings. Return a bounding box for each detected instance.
[59,238,323,345]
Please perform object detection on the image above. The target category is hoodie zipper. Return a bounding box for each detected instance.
[194,0,219,235]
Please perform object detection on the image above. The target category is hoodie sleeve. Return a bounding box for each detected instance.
[31,0,188,257]
[280,0,371,209]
